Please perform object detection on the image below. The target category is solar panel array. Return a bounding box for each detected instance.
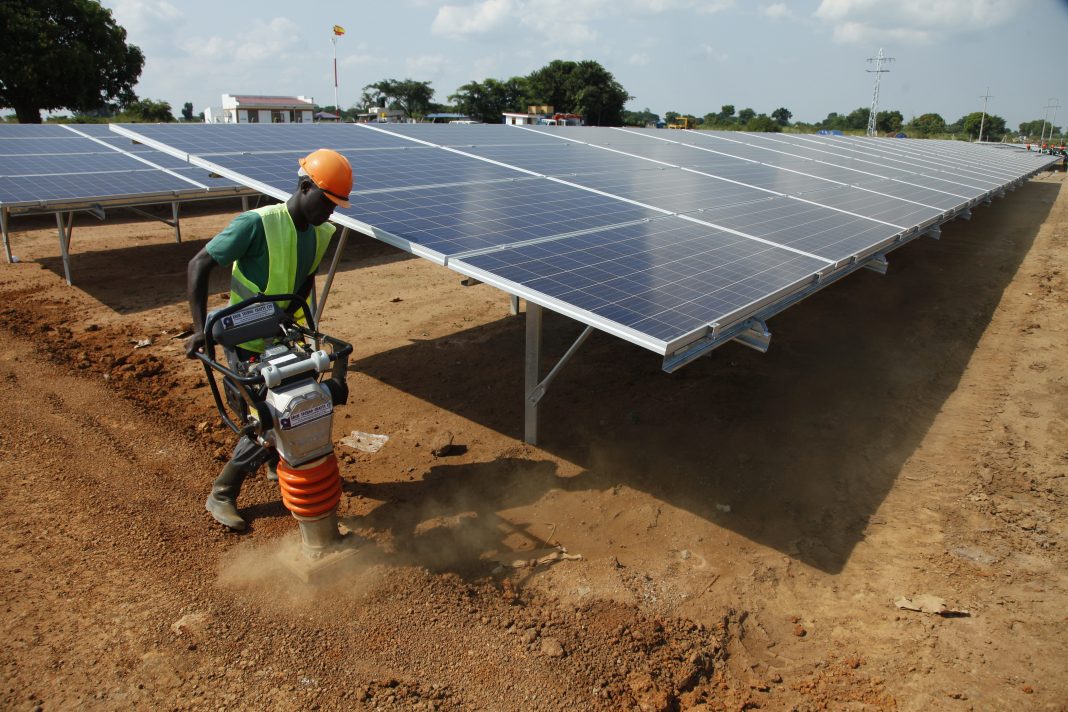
[111,122,1059,359]
[0,124,246,211]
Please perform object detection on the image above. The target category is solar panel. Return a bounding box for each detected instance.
[454,216,828,350]
[110,122,1060,358]
[0,124,235,208]
[0,124,260,287]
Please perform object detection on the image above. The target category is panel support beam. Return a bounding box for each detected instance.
[863,253,889,275]
[524,302,593,444]
[1,207,11,263]
[731,318,772,353]
[925,225,941,240]
[56,211,74,286]
[524,303,543,444]
[509,294,520,316]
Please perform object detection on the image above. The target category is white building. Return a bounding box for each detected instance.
[502,112,538,126]
[204,95,315,124]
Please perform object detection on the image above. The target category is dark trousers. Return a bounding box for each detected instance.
[221,345,278,479]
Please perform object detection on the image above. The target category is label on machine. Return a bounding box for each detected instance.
[279,400,333,430]
[222,302,276,329]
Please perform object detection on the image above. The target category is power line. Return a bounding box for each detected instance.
[866,48,895,137]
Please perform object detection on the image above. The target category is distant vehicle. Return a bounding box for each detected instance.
[668,117,694,129]
[537,113,584,127]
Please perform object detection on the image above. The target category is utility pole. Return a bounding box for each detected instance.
[1039,98,1060,144]
[978,87,993,142]
[1047,99,1061,144]
[866,48,895,137]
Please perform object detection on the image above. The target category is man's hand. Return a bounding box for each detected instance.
[185,331,206,359]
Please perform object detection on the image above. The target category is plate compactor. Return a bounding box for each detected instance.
[196,294,356,569]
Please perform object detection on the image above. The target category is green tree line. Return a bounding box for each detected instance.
[357,59,631,126]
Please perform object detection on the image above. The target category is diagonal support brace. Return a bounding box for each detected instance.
[524,302,593,444]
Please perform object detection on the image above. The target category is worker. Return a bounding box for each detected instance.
[185,148,353,530]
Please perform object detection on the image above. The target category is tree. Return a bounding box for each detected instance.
[908,113,946,137]
[875,110,903,133]
[718,105,735,123]
[622,107,660,127]
[1018,119,1061,140]
[526,60,630,126]
[846,107,870,130]
[664,111,680,125]
[745,114,781,133]
[820,112,848,131]
[121,98,174,122]
[771,107,792,126]
[0,0,144,123]
[361,79,435,119]
[960,111,1006,141]
[449,77,529,124]
[737,107,756,124]
[181,102,194,121]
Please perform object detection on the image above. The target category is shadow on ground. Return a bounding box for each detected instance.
[352,182,1060,574]
[25,205,408,313]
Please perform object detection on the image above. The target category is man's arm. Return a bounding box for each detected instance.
[289,273,315,322]
[185,246,217,358]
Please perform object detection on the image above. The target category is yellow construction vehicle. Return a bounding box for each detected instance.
[667,116,694,129]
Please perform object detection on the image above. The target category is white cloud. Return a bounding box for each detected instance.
[814,0,1032,44]
[179,17,303,64]
[407,54,448,79]
[432,0,515,36]
[762,3,794,20]
[341,53,389,69]
[106,0,181,35]
[628,52,652,66]
[699,44,728,62]
[432,0,734,44]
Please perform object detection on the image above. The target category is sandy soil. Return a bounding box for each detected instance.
[1,171,1066,711]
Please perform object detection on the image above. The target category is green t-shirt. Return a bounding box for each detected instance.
[205,210,320,290]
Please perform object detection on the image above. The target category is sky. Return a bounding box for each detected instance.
[101,0,1068,131]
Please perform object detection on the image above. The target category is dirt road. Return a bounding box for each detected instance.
[1,172,1065,710]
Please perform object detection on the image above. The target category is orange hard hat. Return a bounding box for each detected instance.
[298,149,353,208]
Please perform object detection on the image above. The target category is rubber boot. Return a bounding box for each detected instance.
[266,459,278,483]
[205,462,248,530]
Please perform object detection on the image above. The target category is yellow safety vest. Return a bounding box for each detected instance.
[230,203,334,353]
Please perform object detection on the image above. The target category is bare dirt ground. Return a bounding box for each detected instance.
[1,170,1066,711]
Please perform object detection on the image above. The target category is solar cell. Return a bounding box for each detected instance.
[566,168,768,212]
[348,178,661,258]
[116,122,408,156]
[198,146,524,193]
[454,216,828,349]
[692,196,904,262]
